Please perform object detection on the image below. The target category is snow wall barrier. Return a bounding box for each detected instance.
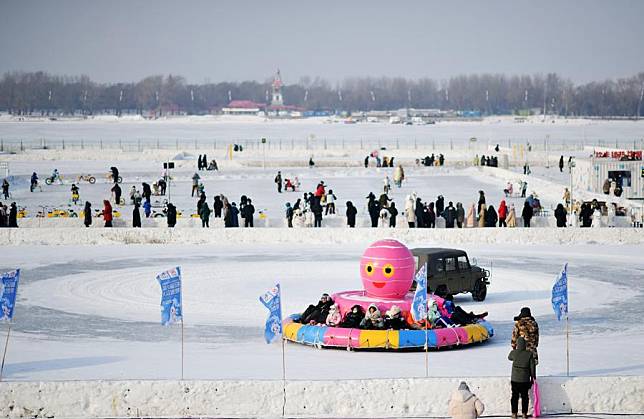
[1,376,643,418]
[1,226,642,246]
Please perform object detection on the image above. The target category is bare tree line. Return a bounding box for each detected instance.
[0,71,643,117]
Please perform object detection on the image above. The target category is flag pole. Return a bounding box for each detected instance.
[0,325,11,381]
[180,318,184,380]
[565,314,570,377]
[281,336,287,418]
[424,322,429,378]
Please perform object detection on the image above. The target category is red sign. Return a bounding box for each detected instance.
[594,150,642,160]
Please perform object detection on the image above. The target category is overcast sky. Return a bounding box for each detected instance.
[1,0,643,84]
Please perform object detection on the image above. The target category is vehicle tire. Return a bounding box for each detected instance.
[45,178,53,185]
[154,213,165,218]
[89,177,96,184]
[472,279,487,301]
[117,176,123,184]
[71,213,78,218]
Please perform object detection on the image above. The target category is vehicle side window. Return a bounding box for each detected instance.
[445,257,457,272]
[457,256,470,270]
[435,258,445,273]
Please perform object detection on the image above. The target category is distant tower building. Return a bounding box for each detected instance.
[271,69,284,106]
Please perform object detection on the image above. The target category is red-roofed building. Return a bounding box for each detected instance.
[221,100,266,115]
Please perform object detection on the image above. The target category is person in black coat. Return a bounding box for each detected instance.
[83,201,92,227]
[485,205,498,227]
[341,305,364,328]
[230,203,240,227]
[166,203,177,228]
[521,201,533,227]
[311,198,323,227]
[388,202,398,228]
[477,191,486,216]
[435,195,445,216]
[197,154,203,170]
[554,203,567,227]
[224,203,232,227]
[133,203,142,228]
[559,155,564,172]
[8,202,18,228]
[243,198,255,227]
[442,201,457,228]
[158,178,167,195]
[213,196,223,218]
[202,154,207,171]
[346,201,357,227]
[111,183,122,205]
[367,194,380,228]
[299,294,334,325]
[415,198,425,228]
[579,203,592,227]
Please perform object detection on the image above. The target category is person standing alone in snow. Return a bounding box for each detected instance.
[275,171,283,193]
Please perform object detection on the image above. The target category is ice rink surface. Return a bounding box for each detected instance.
[1,242,642,381]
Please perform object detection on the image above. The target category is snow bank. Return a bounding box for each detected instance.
[1,376,642,418]
[1,227,642,246]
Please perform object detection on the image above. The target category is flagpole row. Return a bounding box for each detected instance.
[0,325,11,382]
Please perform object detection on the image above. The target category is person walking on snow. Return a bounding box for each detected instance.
[405,194,416,228]
[448,381,485,419]
[132,202,142,228]
[2,179,9,200]
[498,200,508,227]
[559,155,564,172]
[102,200,113,227]
[275,171,283,193]
[346,201,357,228]
[393,164,404,187]
[199,201,211,228]
[83,201,92,227]
[191,173,200,197]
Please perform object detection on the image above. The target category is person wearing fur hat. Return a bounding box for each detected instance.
[448,381,485,419]
[384,305,408,330]
[325,304,342,327]
[511,307,540,364]
[360,303,384,330]
[341,305,364,328]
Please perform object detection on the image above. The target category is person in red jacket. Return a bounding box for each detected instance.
[498,200,508,227]
[314,181,325,198]
[103,200,113,227]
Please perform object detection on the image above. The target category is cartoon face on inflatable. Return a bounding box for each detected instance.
[360,239,415,298]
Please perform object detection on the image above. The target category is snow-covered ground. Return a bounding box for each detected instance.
[1,243,643,382]
[1,118,643,416]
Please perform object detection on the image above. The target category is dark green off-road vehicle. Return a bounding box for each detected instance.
[411,248,490,301]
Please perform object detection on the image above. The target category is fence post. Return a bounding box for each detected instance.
[324,139,327,150]
[176,139,179,150]
[43,138,47,149]
[81,139,84,150]
[157,139,160,150]
[0,139,3,152]
[396,139,400,149]
[432,139,435,150]
[360,138,363,149]
[195,139,198,150]
[20,140,24,152]
[62,139,65,150]
[450,139,453,151]
[279,139,282,150]
[100,139,103,150]
[214,140,216,150]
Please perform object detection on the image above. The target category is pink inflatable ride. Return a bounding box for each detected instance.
[284,239,493,350]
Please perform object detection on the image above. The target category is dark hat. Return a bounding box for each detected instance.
[514,307,532,321]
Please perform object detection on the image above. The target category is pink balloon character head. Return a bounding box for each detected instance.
[360,239,415,299]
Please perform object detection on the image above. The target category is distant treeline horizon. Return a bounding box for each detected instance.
[1,71,643,117]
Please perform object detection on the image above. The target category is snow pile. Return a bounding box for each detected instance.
[1,376,642,418]
[1,227,642,246]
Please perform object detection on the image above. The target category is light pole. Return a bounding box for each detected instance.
[261,137,267,170]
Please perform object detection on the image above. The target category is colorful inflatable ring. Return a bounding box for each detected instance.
[283,315,494,350]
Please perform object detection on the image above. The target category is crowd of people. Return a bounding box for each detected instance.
[295,292,489,332]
